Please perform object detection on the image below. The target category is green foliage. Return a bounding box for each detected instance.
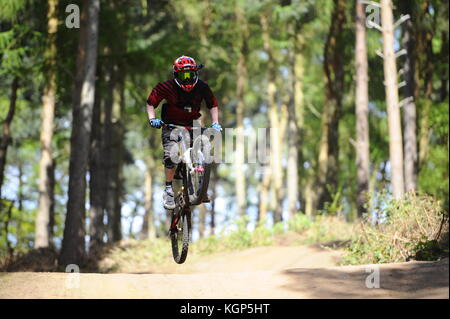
[322,186,344,216]
[413,239,445,261]
[195,216,276,253]
[288,214,313,233]
[0,17,44,78]
[342,193,449,265]
[288,214,355,245]
[0,0,30,21]
[224,217,254,249]
[418,101,449,211]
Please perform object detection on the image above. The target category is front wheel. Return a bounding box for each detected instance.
[187,163,211,205]
[187,135,212,205]
[170,207,191,264]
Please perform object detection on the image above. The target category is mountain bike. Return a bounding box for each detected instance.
[163,124,212,264]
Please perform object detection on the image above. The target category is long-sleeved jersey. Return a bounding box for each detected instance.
[147,79,218,126]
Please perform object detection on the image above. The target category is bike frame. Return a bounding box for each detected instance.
[162,124,212,264]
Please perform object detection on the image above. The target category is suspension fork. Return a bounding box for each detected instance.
[169,181,192,232]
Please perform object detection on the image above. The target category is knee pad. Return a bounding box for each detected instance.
[163,157,175,169]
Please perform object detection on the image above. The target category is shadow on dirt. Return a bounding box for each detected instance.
[0,244,119,273]
[280,258,449,298]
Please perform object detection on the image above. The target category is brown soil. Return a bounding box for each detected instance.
[0,245,447,299]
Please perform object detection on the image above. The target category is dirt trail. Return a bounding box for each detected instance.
[0,245,448,299]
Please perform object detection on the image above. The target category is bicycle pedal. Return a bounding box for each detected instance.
[202,198,211,203]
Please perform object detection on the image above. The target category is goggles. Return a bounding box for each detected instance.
[176,70,197,84]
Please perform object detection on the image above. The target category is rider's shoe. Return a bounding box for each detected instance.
[163,186,176,210]
[202,194,211,203]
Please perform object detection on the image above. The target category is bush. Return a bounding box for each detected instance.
[288,214,355,245]
[0,247,58,272]
[342,192,449,265]
[288,214,313,233]
[190,217,275,256]
[94,238,172,273]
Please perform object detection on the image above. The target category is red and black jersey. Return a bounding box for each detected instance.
[147,79,218,126]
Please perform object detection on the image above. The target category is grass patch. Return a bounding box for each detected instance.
[341,192,449,265]
[92,238,173,273]
[92,215,355,273]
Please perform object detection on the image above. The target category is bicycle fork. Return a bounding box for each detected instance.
[169,186,190,233]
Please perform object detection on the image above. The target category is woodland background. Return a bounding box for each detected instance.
[0,0,448,266]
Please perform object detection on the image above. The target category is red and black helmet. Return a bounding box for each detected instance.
[173,56,203,92]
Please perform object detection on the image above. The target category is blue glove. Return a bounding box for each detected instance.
[211,122,222,132]
[149,118,163,129]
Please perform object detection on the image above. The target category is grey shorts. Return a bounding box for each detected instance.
[161,127,192,169]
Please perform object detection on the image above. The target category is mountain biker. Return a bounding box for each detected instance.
[146,55,222,210]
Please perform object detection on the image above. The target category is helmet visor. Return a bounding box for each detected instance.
[176,70,197,85]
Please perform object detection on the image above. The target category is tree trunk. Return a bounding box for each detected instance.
[286,105,298,219]
[104,69,124,243]
[16,163,23,248]
[261,12,283,223]
[418,1,434,169]
[59,0,100,266]
[36,0,58,248]
[316,95,330,212]
[102,59,115,242]
[317,0,346,210]
[48,161,55,239]
[402,17,418,193]
[4,201,14,257]
[128,203,138,239]
[257,165,271,224]
[89,71,105,253]
[142,157,156,240]
[198,0,211,61]
[304,178,314,216]
[235,1,248,220]
[418,89,431,168]
[0,77,19,200]
[381,0,405,199]
[198,205,207,239]
[287,30,304,218]
[355,0,370,216]
[439,30,448,102]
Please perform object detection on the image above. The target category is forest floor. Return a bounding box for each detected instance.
[0,244,448,298]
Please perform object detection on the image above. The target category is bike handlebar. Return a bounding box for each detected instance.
[162,123,209,130]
